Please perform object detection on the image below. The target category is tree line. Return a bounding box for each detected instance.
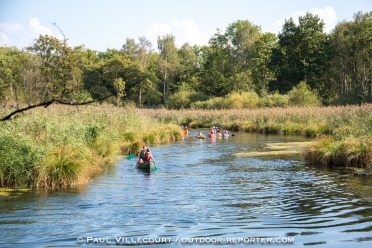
[1,11,371,110]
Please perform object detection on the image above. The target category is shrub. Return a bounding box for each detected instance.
[288,81,321,107]
[166,90,193,109]
[192,92,259,109]
[259,92,289,108]
[0,133,44,188]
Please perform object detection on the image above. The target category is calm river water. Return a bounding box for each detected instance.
[1,131,372,247]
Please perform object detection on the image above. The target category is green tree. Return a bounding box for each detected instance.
[0,46,41,107]
[121,37,155,105]
[328,11,372,104]
[157,34,180,104]
[269,13,328,99]
[83,55,143,104]
[176,43,200,90]
[199,31,232,96]
[113,78,125,107]
[251,32,278,96]
[27,35,83,101]
[199,20,261,96]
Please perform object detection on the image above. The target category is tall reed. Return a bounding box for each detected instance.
[0,105,183,189]
[138,104,372,167]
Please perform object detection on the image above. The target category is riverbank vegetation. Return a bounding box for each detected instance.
[0,105,183,189]
[1,103,371,189]
[137,104,372,168]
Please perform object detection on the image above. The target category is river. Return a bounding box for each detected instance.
[1,131,372,247]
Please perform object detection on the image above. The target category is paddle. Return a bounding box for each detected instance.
[151,156,159,171]
[126,153,136,160]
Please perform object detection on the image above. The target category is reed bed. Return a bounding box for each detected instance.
[0,105,183,189]
[1,104,371,189]
[138,105,372,168]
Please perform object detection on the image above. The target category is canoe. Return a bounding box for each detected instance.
[196,135,205,139]
[136,161,156,170]
[208,133,216,138]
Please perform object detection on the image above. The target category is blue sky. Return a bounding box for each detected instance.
[0,0,371,52]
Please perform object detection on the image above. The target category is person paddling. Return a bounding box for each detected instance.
[137,145,147,163]
[143,148,154,162]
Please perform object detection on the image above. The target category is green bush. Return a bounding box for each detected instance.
[192,92,259,109]
[188,91,209,103]
[259,92,289,108]
[167,90,208,109]
[288,81,321,107]
[0,133,44,188]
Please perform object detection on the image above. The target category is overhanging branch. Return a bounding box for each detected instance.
[0,94,115,121]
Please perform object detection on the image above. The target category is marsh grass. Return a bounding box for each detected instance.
[233,141,315,158]
[0,105,183,189]
[2,103,372,188]
[139,104,372,167]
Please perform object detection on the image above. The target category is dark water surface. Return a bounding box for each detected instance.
[1,131,372,247]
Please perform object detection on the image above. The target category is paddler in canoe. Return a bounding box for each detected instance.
[223,129,230,138]
[196,131,205,139]
[136,145,147,163]
[208,127,216,138]
[136,147,156,170]
[143,148,154,163]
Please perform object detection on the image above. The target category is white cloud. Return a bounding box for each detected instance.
[0,32,10,45]
[271,18,286,34]
[146,23,172,47]
[268,6,337,34]
[172,19,212,47]
[29,18,53,37]
[0,22,22,45]
[146,19,212,48]
[0,19,62,48]
[0,22,22,32]
[312,6,337,33]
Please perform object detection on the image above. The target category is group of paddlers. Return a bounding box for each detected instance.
[195,126,230,137]
[136,145,154,163]
[209,126,229,134]
[209,126,230,136]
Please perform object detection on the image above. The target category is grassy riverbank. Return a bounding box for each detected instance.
[1,104,371,189]
[0,105,183,189]
[138,105,372,168]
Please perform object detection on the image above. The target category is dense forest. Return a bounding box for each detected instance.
[1,11,372,110]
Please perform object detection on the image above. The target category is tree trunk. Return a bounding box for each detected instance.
[370,67,372,95]
[138,81,142,106]
[163,56,168,104]
[343,59,347,94]
[354,59,359,94]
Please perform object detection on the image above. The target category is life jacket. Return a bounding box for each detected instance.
[139,150,146,159]
[143,153,151,162]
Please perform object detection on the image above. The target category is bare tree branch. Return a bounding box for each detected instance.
[0,94,115,121]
